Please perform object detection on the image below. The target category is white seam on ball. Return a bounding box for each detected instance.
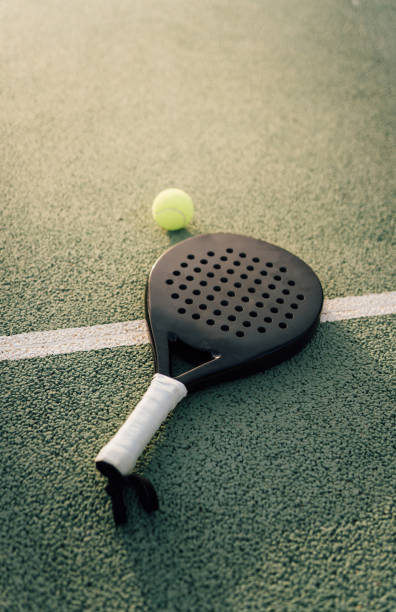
[154,207,187,224]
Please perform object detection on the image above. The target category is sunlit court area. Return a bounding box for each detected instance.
[1,1,395,610]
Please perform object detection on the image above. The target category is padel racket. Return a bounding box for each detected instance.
[96,233,323,523]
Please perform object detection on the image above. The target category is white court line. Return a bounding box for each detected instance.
[1,292,395,362]
[0,320,149,362]
[320,292,396,322]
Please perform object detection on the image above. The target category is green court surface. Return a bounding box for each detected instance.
[1,1,395,611]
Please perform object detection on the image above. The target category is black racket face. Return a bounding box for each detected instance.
[146,233,323,389]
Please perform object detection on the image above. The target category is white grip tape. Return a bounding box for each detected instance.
[95,373,187,476]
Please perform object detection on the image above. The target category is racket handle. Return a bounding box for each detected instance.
[95,373,187,476]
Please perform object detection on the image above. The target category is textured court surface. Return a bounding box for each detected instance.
[1,1,395,610]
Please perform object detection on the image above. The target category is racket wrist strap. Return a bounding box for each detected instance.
[96,462,159,525]
[95,373,187,476]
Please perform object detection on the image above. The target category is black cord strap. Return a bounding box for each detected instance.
[96,461,159,525]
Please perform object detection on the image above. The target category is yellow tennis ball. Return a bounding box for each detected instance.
[152,188,194,231]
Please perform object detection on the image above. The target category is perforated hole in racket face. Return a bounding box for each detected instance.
[146,233,323,390]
